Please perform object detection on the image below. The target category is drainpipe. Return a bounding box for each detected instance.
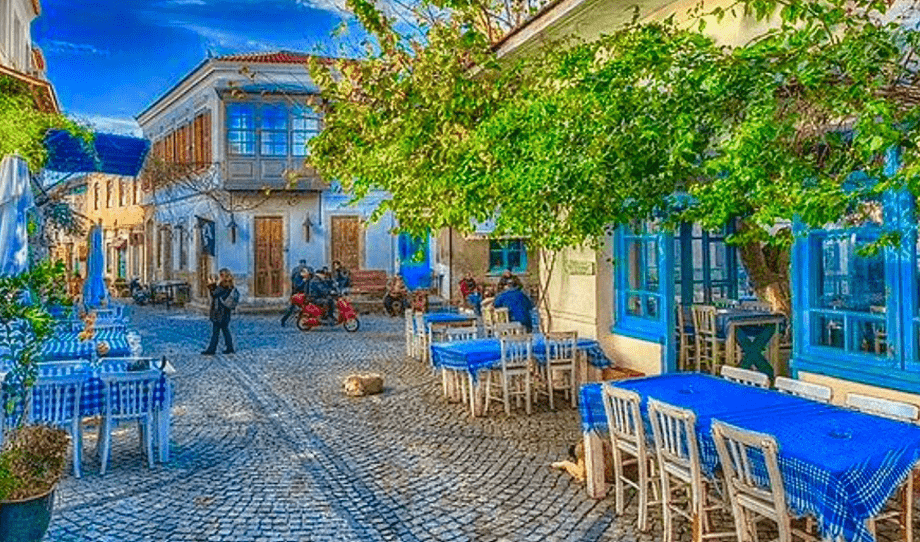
[448,227,453,302]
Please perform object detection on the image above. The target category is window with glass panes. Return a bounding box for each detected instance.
[488,239,527,273]
[260,104,288,156]
[292,106,321,156]
[674,223,751,305]
[621,223,662,319]
[227,104,255,155]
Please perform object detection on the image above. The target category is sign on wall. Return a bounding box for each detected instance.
[565,260,596,276]
[197,216,215,256]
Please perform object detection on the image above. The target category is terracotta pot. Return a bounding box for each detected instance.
[0,488,55,542]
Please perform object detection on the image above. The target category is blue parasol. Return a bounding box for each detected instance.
[82,224,108,308]
[0,156,34,276]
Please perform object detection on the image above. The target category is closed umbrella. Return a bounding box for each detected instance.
[82,224,108,308]
[0,156,34,276]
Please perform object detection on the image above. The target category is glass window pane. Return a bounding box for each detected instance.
[227,104,254,129]
[817,233,885,312]
[816,314,845,349]
[261,105,287,129]
[626,294,642,316]
[627,239,642,290]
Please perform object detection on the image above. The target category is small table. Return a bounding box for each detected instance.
[716,309,785,377]
[150,280,191,309]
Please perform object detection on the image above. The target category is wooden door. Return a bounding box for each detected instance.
[331,216,361,271]
[254,217,284,297]
[198,254,211,298]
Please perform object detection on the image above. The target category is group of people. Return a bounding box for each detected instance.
[460,269,534,332]
[280,259,352,327]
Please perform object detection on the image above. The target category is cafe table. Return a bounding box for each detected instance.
[579,372,920,542]
[431,336,612,415]
[715,308,785,376]
[41,329,132,361]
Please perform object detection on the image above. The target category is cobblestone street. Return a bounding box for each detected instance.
[43,303,645,542]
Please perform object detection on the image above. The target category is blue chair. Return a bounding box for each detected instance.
[98,369,161,475]
[28,373,87,478]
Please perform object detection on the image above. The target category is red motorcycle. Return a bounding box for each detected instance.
[291,292,360,332]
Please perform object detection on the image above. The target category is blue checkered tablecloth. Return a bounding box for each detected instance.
[579,373,920,542]
[431,336,612,381]
[26,363,169,418]
[714,309,779,338]
[41,329,131,361]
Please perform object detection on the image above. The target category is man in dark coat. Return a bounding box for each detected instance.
[281,267,312,327]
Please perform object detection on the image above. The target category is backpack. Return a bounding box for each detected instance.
[220,287,240,312]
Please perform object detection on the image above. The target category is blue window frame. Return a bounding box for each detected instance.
[226,104,255,155]
[674,223,751,305]
[260,104,288,156]
[613,223,674,357]
[489,239,527,273]
[791,148,920,392]
[292,106,321,157]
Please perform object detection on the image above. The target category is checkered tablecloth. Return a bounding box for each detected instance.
[579,373,920,542]
[41,329,131,361]
[431,336,612,381]
[24,364,169,418]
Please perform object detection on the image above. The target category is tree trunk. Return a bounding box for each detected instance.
[736,231,792,320]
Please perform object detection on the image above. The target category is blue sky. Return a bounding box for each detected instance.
[32,0,359,136]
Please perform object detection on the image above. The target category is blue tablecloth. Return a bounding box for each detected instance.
[424,313,477,325]
[579,373,920,542]
[41,329,131,361]
[431,336,612,380]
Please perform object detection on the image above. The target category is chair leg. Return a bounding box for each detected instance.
[469,374,478,417]
[637,452,649,532]
[902,475,913,542]
[662,472,673,542]
[525,371,532,415]
[547,366,555,411]
[100,417,112,476]
[71,418,82,479]
[612,445,625,515]
[502,371,511,416]
[144,417,154,469]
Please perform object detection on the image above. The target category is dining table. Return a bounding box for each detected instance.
[41,328,132,361]
[579,372,920,542]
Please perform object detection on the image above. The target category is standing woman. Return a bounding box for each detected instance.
[202,268,240,355]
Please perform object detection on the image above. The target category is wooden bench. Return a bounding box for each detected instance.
[349,270,389,295]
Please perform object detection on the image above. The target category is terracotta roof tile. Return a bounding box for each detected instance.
[213,51,330,64]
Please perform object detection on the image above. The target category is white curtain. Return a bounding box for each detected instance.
[0,156,33,276]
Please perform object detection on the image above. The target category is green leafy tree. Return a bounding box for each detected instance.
[309,0,920,317]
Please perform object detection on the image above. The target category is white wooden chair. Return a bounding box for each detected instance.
[648,398,734,542]
[412,312,426,362]
[404,308,415,357]
[845,392,917,542]
[541,331,578,409]
[602,384,659,531]
[773,377,832,403]
[711,420,818,542]
[676,305,696,372]
[482,306,496,337]
[493,322,524,337]
[98,369,161,475]
[485,335,534,415]
[494,307,510,324]
[441,326,478,404]
[720,366,770,389]
[692,305,724,374]
[29,373,86,478]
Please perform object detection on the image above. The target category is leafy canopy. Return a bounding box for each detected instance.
[308,0,920,249]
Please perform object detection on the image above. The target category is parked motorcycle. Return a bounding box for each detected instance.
[129,278,150,306]
[291,290,360,332]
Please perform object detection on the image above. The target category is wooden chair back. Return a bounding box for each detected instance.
[774,376,832,403]
[494,322,525,337]
[711,420,790,541]
[845,393,919,422]
[499,334,533,372]
[444,326,478,342]
[691,305,718,337]
[720,365,770,389]
[602,384,645,452]
[494,307,510,324]
[648,398,702,487]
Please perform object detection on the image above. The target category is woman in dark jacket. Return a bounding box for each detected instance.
[202,268,240,355]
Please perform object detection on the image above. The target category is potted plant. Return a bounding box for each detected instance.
[0,260,73,541]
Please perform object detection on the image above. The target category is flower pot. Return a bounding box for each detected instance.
[0,488,55,542]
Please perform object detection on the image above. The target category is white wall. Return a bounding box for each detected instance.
[0,0,35,73]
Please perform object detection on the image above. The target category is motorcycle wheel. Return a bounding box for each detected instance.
[343,318,360,332]
[297,315,313,331]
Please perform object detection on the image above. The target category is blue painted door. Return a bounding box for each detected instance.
[398,233,431,290]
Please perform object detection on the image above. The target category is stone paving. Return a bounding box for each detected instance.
[45,303,648,542]
[41,303,912,542]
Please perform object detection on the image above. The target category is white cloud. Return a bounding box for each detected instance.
[43,40,110,56]
[70,113,143,137]
[296,0,350,15]
[164,21,282,52]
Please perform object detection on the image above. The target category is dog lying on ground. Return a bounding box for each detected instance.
[550,439,615,482]
[343,373,384,397]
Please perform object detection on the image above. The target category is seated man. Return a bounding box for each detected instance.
[309,270,336,320]
[383,276,408,316]
[332,260,351,291]
[493,282,534,332]
[281,268,312,327]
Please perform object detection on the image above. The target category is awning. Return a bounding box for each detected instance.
[44,130,150,177]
